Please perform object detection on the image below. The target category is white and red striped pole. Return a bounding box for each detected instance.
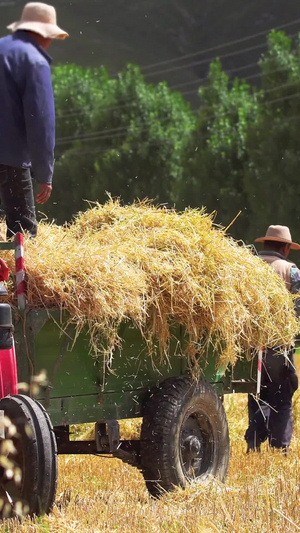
[256,347,263,397]
[15,233,27,310]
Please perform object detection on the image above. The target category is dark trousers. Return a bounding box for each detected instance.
[245,348,298,449]
[0,165,37,239]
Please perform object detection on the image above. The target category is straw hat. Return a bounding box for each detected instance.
[7,2,68,40]
[255,225,300,250]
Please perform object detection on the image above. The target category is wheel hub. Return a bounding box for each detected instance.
[183,435,201,458]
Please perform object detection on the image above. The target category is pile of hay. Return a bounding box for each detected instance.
[2,199,299,365]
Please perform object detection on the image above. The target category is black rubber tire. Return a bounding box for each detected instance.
[140,375,230,497]
[0,394,57,517]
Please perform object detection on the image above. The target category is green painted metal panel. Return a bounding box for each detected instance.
[0,242,15,251]
[15,310,100,398]
[226,350,257,393]
[42,391,147,426]
[13,309,229,425]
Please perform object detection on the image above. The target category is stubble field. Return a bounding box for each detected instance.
[1,360,300,533]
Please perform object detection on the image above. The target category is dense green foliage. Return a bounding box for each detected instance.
[244,31,300,243]
[50,64,195,222]
[176,60,260,239]
[47,30,300,246]
[179,31,300,243]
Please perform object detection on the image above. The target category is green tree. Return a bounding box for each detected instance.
[175,60,260,239]
[53,64,113,149]
[46,64,195,224]
[244,31,300,244]
[47,30,300,242]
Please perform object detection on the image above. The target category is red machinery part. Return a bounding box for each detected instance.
[0,258,9,282]
[0,341,18,397]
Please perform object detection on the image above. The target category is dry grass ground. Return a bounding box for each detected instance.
[1,359,300,532]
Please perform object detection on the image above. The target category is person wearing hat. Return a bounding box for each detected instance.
[0,3,68,238]
[245,225,299,452]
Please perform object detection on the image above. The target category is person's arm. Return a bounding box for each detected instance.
[290,266,300,294]
[22,60,55,191]
[290,265,300,317]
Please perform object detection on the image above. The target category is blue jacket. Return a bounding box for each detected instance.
[0,31,55,184]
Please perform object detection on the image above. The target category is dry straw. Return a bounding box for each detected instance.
[2,199,299,366]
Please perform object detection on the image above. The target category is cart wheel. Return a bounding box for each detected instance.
[0,394,57,517]
[140,375,229,497]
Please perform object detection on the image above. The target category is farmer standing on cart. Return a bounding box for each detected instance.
[245,225,299,452]
[0,2,68,239]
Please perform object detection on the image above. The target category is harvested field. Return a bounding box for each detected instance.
[2,200,298,367]
[2,356,300,532]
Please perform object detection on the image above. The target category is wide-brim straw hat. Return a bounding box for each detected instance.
[255,225,300,250]
[7,2,68,40]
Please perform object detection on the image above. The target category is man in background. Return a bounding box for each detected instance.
[245,225,299,452]
[0,2,68,238]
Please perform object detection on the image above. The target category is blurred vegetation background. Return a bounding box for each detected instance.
[43,30,300,252]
